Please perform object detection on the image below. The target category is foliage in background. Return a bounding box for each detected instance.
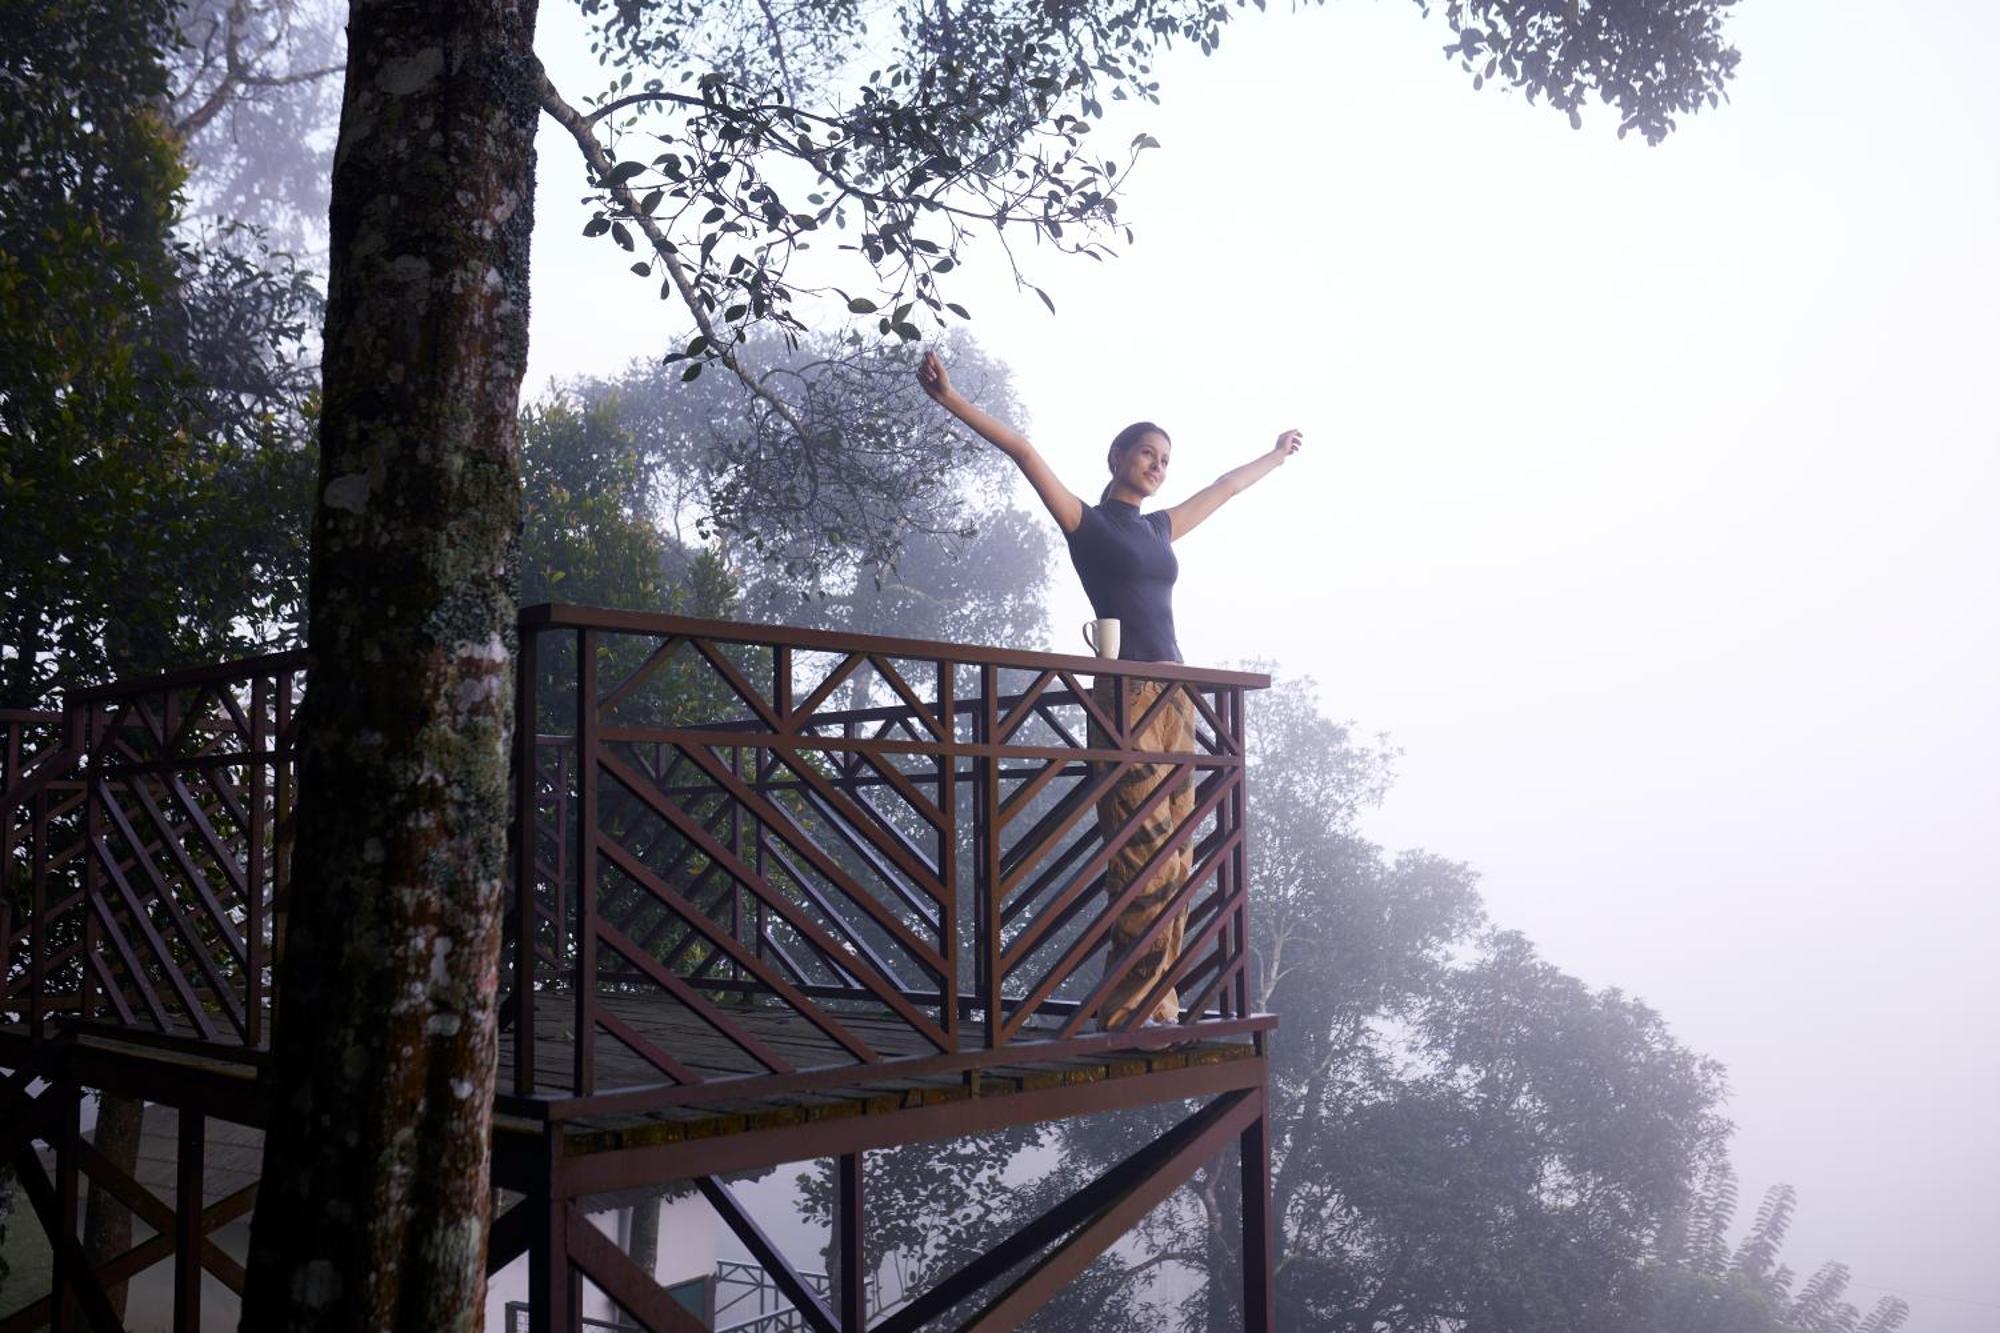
[1627,1169,1910,1333]
[803,675,1879,1333]
[167,0,345,251]
[0,0,322,709]
[553,0,1743,405]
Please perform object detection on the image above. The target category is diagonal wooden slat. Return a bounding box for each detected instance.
[783,777,945,934]
[671,743,949,969]
[1061,848,1243,1037]
[960,1090,1262,1330]
[786,652,865,731]
[696,1178,842,1333]
[867,654,946,740]
[1000,772,1235,1041]
[86,864,182,1034]
[1056,670,1123,745]
[125,777,248,965]
[93,784,247,1039]
[76,1135,247,1291]
[691,638,784,732]
[597,834,891,1061]
[994,670,1057,745]
[596,1002,706,1086]
[568,1205,723,1333]
[598,635,686,715]
[164,772,251,897]
[999,761,1189,949]
[594,918,795,1074]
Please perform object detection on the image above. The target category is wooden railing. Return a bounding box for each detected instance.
[507,605,1267,1098]
[0,654,304,1051]
[1,607,1270,1102]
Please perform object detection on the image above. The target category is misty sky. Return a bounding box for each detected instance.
[525,2,2000,1327]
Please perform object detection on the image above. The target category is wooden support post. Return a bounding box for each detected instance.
[175,1109,204,1333]
[837,1152,865,1333]
[1240,1088,1275,1333]
[530,1190,574,1333]
[513,624,540,1095]
[247,674,269,1048]
[936,658,958,1052]
[575,627,598,1095]
[53,1083,80,1333]
[978,664,1002,1048]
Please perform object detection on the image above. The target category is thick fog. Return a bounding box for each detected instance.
[524,0,1999,1327]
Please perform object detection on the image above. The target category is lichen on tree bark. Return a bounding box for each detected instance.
[241,1,541,1327]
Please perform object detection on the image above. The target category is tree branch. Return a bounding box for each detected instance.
[535,62,811,441]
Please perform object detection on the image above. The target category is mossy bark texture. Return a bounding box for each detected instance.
[241,0,540,1327]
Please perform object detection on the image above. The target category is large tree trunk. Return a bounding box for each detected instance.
[239,0,540,1326]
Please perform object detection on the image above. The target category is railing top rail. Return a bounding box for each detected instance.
[0,709,63,723]
[68,647,312,705]
[523,603,1273,689]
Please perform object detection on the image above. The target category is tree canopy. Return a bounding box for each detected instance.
[0,0,322,707]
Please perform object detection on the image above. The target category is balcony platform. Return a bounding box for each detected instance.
[1,605,1279,1332]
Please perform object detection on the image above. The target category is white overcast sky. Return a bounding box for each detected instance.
[526,1,2000,1326]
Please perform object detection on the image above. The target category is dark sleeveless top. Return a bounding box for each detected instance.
[1064,499,1181,663]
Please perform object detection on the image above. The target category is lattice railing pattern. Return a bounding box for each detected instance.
[2,707,83,1036]
[506,606,1263,1097]
[3,609,1265,1098]
[14,653,307,1052]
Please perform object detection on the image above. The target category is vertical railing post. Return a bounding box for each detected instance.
[513,624,540,1095]
[978,664,1003,1049]
[79,708,100,1029]
[274,670,295,986]
[573,627,598,1096]
[936,658,957,1051]
[0,721,15,1012]
[837,1152,866,1332]
[247,674,269,1049]
[29,780,49,1046]
[174,1109,205,1333]
[52,1080,80,1333]
[1230,685,1252,1020]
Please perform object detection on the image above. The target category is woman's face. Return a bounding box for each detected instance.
[1112,431,1172,497]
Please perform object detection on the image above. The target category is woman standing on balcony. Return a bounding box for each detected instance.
[917,350,1302,1028]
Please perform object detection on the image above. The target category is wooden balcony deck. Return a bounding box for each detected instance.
[1,606,1280,1331]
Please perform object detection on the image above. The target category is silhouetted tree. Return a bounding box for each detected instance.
[1624,1168,1911,1333]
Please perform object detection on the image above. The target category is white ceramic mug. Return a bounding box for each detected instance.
[1082,618,1121,659]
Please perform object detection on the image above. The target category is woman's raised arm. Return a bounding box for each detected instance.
[1163,429,1303,541]
[919,350,1085,534]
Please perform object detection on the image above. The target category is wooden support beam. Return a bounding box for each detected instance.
[528,1176,576,1320]
[1241,1088,1276,1333]
[565,1211,710,1333]
[174,1110,204,1333]
[695,1177,839,1333]
[11,1145,124,1333]
[875,1089,1257,1333]
[837,1153,865,1332]
[961,1088,1262,1332]
[558,1054,1264,1197]
[489,1195,537,1275]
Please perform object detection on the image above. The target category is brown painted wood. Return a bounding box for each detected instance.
[962,1089,1262,1331]
[566,1209,712,1333]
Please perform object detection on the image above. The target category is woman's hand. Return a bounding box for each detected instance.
[1273,428,1304,459]
[918,350,954,404]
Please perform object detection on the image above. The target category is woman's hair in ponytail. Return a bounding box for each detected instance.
[1101,421,1170,502]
